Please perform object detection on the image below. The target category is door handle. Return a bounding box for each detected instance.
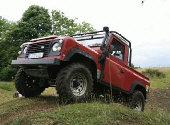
[120,69,125,74]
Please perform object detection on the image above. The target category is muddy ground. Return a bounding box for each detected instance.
[0,84,170,125]
[146,84,170,113]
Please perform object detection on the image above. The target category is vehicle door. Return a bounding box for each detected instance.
[103,36,126,89]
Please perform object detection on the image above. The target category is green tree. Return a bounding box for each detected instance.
[0,17,13,70]
[0,17,17,81]
[0,16,12,42]
[22,5,52,38]
[11,5,52,44]
[77,21,95,34]
[0,5,95,81]
[51,10,95,35]
[0,5,52,81]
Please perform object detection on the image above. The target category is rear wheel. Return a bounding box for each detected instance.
[56,63,93,102]
[15,68,46,97]
[129,91,145,111]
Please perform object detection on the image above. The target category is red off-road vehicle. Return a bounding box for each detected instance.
[11,27,150,111]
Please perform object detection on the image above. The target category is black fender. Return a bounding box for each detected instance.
[130,81,146,99]
[64,48,95,62]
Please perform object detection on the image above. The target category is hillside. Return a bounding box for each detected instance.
[0,68,170,125]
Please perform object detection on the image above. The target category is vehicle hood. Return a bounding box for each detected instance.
[88,46,102,55]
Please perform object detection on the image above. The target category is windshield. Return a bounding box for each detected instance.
[73,32,105,47]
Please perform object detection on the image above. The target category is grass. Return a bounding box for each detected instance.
[137,67,170,89]
[0,84,169,125]
[0,81,16,105]
[9,103,170,125]
[0,81,14,91]
[0,86,170,125]
[0,68,170,124]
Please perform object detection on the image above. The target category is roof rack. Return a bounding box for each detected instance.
[110,31,131,46]
[71,29,132,66]
[71,31,106,41]
[71,31,104,37]
[71,30,131,46]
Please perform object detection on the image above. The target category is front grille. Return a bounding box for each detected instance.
[26,41,51,58]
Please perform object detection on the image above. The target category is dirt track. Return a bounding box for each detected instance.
[146,84,170,113]
[1,85,170,125]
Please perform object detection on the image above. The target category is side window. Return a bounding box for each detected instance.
[109,39,125,61]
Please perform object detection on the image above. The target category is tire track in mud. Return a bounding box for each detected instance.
[0,96,58,125]
[147,84,170,113]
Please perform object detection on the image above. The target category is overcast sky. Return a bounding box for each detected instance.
[0,0,170,67]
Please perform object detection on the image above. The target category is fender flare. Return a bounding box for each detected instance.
[130,81,146,99]
[64,48,95,62]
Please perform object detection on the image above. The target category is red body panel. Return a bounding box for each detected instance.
[17,35,150,93]
[63,36,149,92]
[61,37,102,70]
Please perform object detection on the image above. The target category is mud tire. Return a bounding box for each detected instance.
[15,68,45,97]
[56,63,93,103]
[129,90,145,111]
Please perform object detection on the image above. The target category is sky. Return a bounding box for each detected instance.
[0,0,170,67]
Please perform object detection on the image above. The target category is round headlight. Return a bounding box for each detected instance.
[59,39,63,43]
[56,47,61,51]
[52,43,60,51]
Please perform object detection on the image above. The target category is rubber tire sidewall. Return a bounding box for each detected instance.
[56,63,93,102]
[130,90,145,111]
[15,68,45,97]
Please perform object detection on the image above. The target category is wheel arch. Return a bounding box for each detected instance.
[64,48,97,83]
[64,48,95,62]
[130,81,146,99]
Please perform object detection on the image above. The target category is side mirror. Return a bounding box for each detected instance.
[109,45,114,53]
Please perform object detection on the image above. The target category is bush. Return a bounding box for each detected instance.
[142,69,166,78]
[130,63,141,69]
[0,65,18,81]
[130,63,135,69]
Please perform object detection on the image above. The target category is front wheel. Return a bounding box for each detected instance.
[15,68,46,97]
[56,63,93,102]
[129,91,145,111]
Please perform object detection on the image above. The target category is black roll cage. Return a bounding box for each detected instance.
[71,30,132,66]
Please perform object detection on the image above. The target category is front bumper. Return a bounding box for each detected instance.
[11,58,60,66]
